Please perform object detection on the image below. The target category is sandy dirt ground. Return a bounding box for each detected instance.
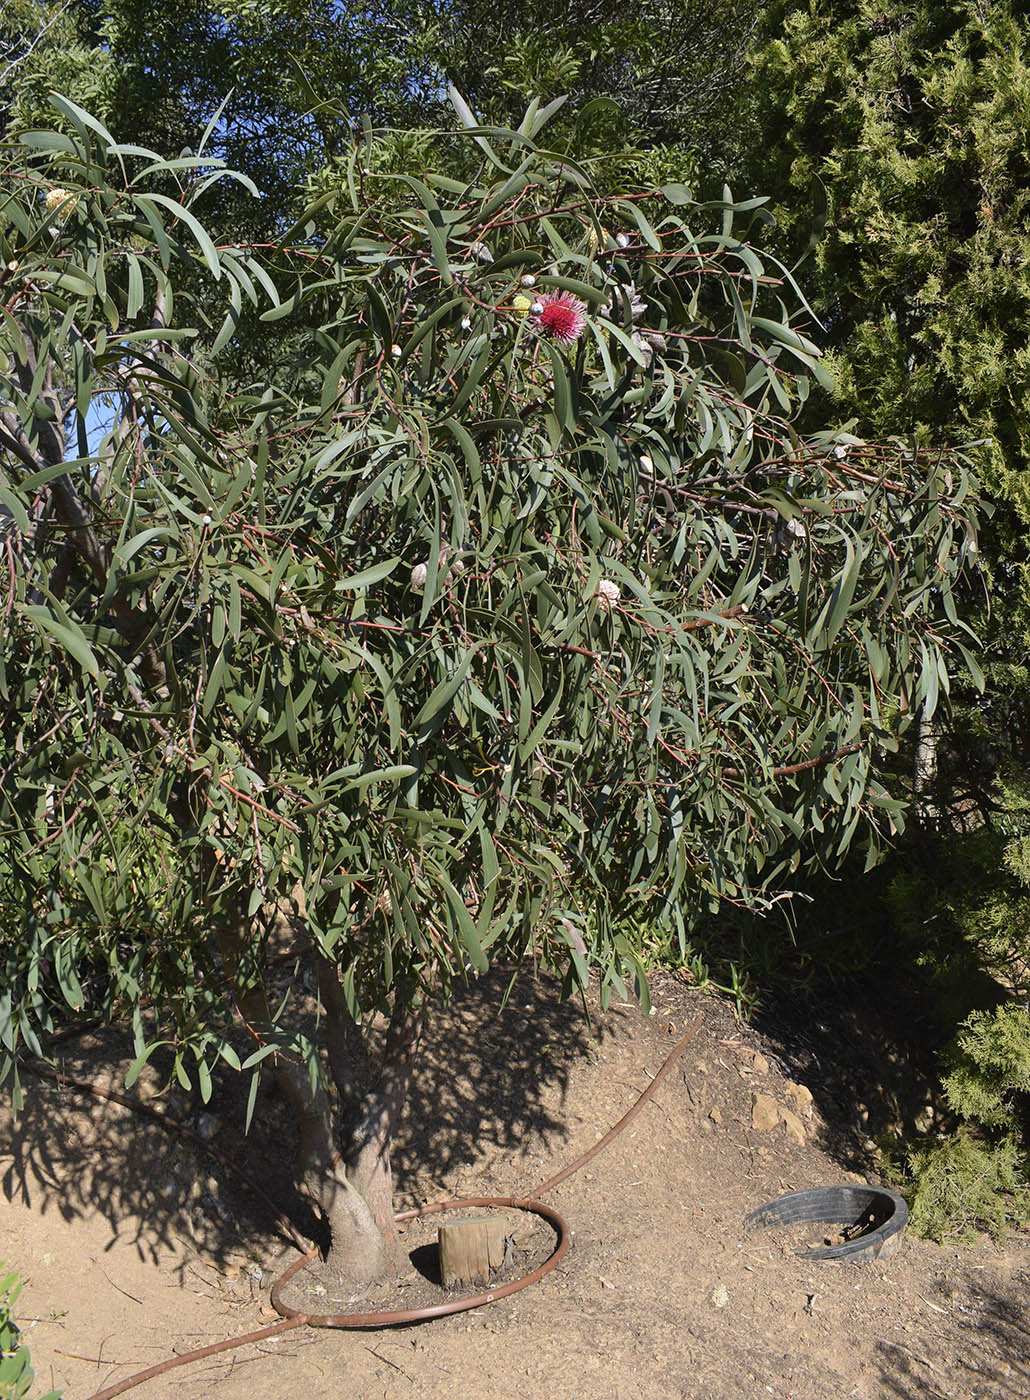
[2,971,1027,1400]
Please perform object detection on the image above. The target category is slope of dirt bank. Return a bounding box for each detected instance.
[3,972,1027,1400]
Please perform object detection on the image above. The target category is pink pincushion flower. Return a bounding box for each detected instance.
[534,290,587,346]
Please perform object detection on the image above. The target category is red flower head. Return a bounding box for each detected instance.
[534,290,587,347]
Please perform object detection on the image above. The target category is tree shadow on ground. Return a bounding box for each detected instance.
[391,965,605,1197]
[874,1270,1030,1399]
[714,830,1016,1180]
[747,965,946,1177]
[0,964,613,1275]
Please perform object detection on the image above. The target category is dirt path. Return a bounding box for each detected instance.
[3,975,1027,1400]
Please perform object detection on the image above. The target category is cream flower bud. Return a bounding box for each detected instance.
[615,232,630,248]
[520,274,537,288]
[595,578,621,612]
[45,188,78,221]
[410,562,428,590]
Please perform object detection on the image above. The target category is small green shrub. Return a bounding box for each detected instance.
[0,1267,61,1400]
[944,1003,1030,1129]
[886,1131,1029,1245]
[874,770,1030,1241]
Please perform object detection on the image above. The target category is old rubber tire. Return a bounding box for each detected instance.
[744,1185,908,1261]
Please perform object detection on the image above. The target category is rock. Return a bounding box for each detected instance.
[785,1081,814,1117]
[751,1093,780,1132]
[708,1106,723,1125]
[780,1107,806,1145]
[751,1051,769,1075]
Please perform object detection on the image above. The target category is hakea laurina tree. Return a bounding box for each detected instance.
[0,93,979,1285]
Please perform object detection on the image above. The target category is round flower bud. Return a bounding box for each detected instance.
[520,274,537,288]
[410,562,428,590]
[391,344,402,357]
[45,188,79,221]
[530,301,544,315]
[615,232,631,248]
[461,316,473,330]
[595,578,621,612]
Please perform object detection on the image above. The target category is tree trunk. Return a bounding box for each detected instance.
[913,704,939,828]
[319,960,422,1288]
[219,910,421,1289]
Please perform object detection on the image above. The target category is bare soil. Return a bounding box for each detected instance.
[3,971,1028,1400]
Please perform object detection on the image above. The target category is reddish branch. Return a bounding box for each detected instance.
[722,741,865,781]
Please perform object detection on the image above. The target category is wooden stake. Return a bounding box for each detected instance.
[438,1215,508,1287]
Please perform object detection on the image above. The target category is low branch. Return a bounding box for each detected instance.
[722,741,865,782]
[0,421,39,474]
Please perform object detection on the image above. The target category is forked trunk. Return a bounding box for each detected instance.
[315,1102,406,1288]
[271,980,421,1289]
[270,1053,407,1290]
[321,990,421,1287]
[316,1159,401,1289]
[219,908,420,1289]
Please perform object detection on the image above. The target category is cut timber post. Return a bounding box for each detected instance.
[438,1215,508,1287]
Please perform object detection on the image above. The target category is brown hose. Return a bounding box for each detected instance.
[55,1012,703,1399]
[81,1318,310,1400]
[532,1013,704,1197]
